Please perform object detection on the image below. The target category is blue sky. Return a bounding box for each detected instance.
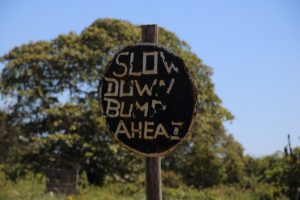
[1,0,300,156]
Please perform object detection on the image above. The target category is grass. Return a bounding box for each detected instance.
[0,169,287,200]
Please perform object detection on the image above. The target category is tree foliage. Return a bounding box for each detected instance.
[0,18,242,187]
[242,136,300,199]
[283,135,300,199]
[0,110,25,163]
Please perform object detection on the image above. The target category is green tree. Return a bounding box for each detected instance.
[0,110,18,163]
[0,110,9,163]
[241,136,300,199]
[0,110,29,182]
[283,135,300,199]
[163,121,244,188]
[0,110,23,163]
[221,134,245,184]
[0,18,240,186]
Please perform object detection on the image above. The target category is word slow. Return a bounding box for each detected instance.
[112,51,179,77]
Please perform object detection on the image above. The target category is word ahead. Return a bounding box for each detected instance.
[100,44,196,157]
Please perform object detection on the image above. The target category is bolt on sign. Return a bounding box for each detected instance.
[100,44,196,157]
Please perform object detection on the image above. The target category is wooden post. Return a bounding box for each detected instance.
[145,157,162,200]
[141,24,162,200]
[142,24,158,43]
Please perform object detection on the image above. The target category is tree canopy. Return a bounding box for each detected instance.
[0,18,242,187]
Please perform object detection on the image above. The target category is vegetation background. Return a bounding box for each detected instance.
[0,18,299,200]
[1,0,300,199]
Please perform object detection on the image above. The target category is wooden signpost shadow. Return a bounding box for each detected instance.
[141,24,162,200]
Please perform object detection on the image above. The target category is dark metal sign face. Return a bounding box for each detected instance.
[100,44,196,157]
